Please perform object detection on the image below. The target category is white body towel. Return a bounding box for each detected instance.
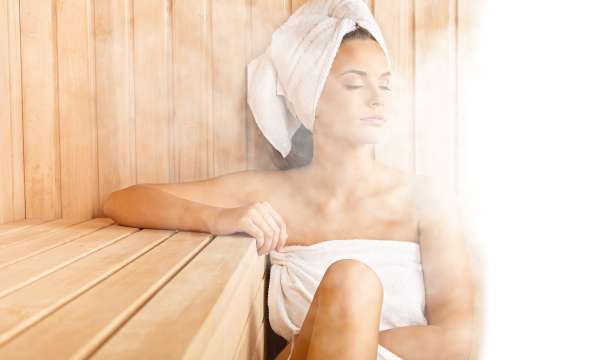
[268,239,428,360]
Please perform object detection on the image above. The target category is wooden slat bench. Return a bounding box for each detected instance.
[0,218,267,359]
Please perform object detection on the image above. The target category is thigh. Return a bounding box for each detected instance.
[275,259,383,360]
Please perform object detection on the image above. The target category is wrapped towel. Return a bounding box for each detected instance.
[246,0,391,158]
[268,239,428,360]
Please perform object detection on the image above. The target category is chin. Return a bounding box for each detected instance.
[357,130,390,144]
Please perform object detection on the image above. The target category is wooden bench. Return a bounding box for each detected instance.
[0,218,267,359]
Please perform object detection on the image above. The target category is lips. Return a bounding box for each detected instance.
[361,115,386,125]
[361,114,385,120]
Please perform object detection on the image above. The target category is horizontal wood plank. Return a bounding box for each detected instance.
[0,228,177,344]
[0,218,115,268]
[0,218,86,247]
[0,231,211,359]
[0,224,138,298]
[90,236,263,359]
[0,219,51,236]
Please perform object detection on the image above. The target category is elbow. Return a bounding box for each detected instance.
[103,194,116,218]
[102,186,135,222]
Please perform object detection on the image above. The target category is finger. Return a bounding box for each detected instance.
[243,217,264,251]
[256,203,280,253]
[261,202,288,250]
[250,212,275,255]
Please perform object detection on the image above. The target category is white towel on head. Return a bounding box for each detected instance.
[246,0,391,158]
[267,239,428,360]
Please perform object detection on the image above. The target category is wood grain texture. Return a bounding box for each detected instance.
[0,0,24,224]
[211,0,251,176]
[0,222,270,359]
[234,280,266,360]
[1,0,465,232]
[94,0,137,215]
[172,0,213,181]
[0,228,176,345]
[0,218,84,247]
[414,0,458,189]
[0,218,114,270]
[373,0,415,173]
[56,0,99,219]
[0,231,211,359]
[90,236,263,359]
[20,0,62,219]
[0,219,51,236]
[132,0,172,184]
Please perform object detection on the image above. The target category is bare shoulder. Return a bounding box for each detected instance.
[139,168,287,208]
[411,173,464,227]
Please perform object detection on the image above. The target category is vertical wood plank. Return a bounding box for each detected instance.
[414,0,457,189]
[56,0,99,219]
[95,0,137,214]
[20,0,62,219]
[456,0,481,197]
[0,0,15,223]
[247,0,291,170]
[211,0,251,176]
[7,0,25,223]
[132,0,172,184]
[172,0,212,181]
[373,0,415,173]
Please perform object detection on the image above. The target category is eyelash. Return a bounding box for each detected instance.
[346,85,391,91]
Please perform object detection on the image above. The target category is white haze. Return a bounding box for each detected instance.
[462,1,600,358]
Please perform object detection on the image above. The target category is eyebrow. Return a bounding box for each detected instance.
[338,69,391,77]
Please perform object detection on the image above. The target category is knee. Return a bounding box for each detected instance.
[320,259,383,310]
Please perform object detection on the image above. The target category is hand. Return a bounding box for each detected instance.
[212,201,289,255]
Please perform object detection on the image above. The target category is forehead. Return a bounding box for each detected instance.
[331,39,389,74]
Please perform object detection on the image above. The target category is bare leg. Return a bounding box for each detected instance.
[275,259,384,360]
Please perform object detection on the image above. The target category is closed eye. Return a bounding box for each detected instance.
[346,85,391,91]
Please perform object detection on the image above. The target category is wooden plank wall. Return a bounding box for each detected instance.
[0,0,472,223]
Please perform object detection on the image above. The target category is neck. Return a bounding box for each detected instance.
[296,137,380,206]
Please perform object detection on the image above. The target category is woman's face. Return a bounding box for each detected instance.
[314,39,395,146]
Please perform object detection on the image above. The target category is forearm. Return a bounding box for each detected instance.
[103,185,223,233]
[379,324,472,360]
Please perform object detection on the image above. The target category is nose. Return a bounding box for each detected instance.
[369,92,382,108]
[369,97,381,107]
[367,83,383,108]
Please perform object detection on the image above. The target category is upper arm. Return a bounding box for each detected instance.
[416,177,475,331]
[137,169,267,209]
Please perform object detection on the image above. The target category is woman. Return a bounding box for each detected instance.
[104,10,475,360]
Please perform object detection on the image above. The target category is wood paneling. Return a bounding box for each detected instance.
[94,0,137,211]
[415,0,458,190]
[20,0,61,219]
[1,0,468,221]
[373,0,415,173]
[212,0,251,176]
[172,0,213,181]
[133,0,173,184]
[57,0,99,219]
[0,0,24,223]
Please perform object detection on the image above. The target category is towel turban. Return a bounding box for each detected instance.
[246,0,392,158]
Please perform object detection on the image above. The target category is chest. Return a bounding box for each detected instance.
[262,187,419,246]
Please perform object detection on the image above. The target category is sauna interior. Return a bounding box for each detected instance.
[0,0,482,358]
